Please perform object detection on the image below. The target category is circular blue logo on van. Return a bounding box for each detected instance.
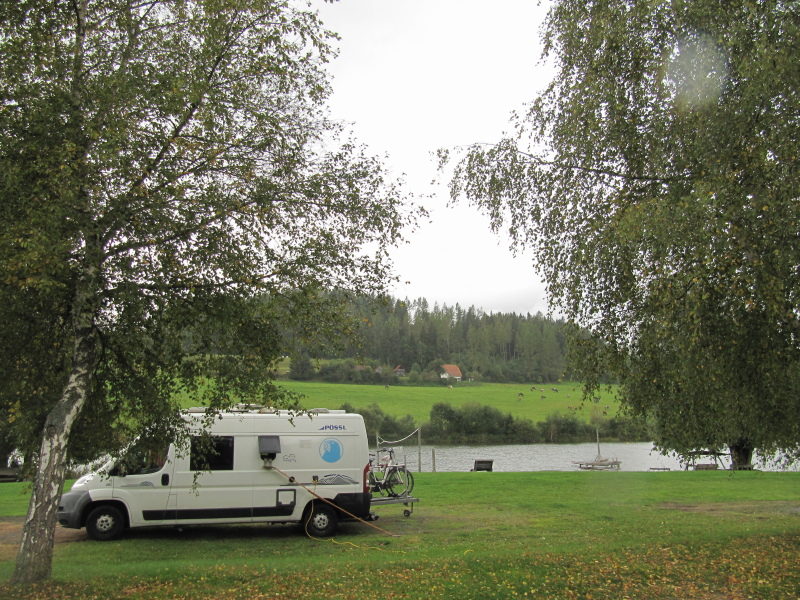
[320,438,343,463]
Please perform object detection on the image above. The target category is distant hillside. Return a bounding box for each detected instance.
[288,296,573,385]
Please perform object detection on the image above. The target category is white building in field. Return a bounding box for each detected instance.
[440,364,462,382]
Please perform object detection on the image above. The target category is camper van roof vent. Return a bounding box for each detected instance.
[229,403,266,412]
[184,405,277,415]
[307,408,346,414]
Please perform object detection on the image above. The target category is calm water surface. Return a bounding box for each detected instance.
[387,442,798,473]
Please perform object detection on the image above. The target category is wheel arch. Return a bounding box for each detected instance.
[301,497,341,520]
[80,499,130,530]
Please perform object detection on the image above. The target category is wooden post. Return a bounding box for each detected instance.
[417,427,422,473]
[432,447,437,473]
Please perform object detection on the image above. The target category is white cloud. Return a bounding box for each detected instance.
[312,0,555,314]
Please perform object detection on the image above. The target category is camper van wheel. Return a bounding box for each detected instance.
[86,505,125,541]
[305,503,338,538]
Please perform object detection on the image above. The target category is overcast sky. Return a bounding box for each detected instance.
[312,0,555,314]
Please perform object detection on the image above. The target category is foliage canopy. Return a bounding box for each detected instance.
[0,0,416,582]
[446,0,800,464]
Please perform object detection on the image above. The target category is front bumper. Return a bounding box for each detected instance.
[57,489,92,529]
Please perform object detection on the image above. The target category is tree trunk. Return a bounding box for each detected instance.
[11,403,79,583]
[13,4,96,578]
[729,438,754,470]
[12,283,97,583]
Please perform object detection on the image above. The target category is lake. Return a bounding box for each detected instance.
[386,442,799,473]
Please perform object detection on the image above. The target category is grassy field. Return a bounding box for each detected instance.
[276,381,618,425]
[2,471,798,599]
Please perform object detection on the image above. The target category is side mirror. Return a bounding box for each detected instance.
[109,462,127,477]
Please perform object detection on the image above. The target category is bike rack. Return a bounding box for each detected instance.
[368,454,419,518]
[370,491,419,517]
[375,463,419,516]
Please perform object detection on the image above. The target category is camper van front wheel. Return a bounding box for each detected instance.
[305,503,338,538]
[86,505,125,541]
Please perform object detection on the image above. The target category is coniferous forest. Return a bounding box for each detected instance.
[289,297,571,385]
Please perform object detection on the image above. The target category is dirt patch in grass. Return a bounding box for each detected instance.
[0,516,86,562]
[659,501,800,516]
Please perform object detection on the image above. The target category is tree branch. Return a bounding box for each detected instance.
[467,142,694,184]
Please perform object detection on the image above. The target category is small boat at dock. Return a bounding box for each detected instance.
[574,457,622,470]
[573,430,621,470]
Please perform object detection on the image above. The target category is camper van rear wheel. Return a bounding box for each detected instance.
[305,503,338,537]
[86,505,125,541]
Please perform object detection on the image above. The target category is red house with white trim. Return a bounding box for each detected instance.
[440,364,462,382]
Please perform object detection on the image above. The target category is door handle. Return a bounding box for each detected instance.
[161,474,170,486]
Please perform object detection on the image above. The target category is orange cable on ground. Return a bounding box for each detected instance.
[269,465,401,538]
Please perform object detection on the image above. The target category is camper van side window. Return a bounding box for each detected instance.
[189,436,234,471]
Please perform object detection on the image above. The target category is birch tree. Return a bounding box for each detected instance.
[1,0,416,583]
[446,0,800,466]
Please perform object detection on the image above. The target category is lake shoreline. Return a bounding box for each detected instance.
[385,441,800,473]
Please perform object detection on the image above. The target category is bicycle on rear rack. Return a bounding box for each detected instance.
[368,447,415,497]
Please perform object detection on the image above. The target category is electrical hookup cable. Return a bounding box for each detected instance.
[268,465,402,538]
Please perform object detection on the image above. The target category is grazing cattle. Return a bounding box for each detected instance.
[550,387,558,392]
[604,405,610,410]
[541,395,546,400]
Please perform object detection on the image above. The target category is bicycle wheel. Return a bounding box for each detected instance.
[405,470,414,495]
[367,469,380,494]
[387,467,414,496]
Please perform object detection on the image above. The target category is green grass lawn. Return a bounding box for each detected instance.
[2,471,798,599]
[277,381,617,425]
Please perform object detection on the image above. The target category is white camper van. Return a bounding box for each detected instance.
[57,407,372,540]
